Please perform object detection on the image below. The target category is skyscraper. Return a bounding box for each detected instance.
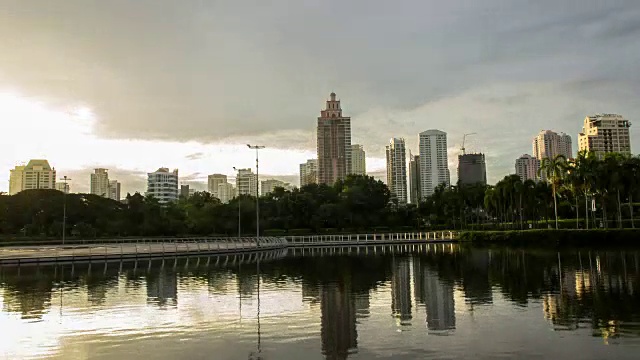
[408,153,421,204]
[317,92,352,185]
[533,130,573,160]
[90,168,110,197]
[515,154,540,182]
[146,168,179,204]
[299,159,318,187]
[578,114,632,159]
[236,168,257,197]
[350,144,366,175]
[419,130,450,198]
[8,160,56,195]
[207,174,227,198]
[108,180,121,201]
[457,153,487,186]
[386,138,408,204]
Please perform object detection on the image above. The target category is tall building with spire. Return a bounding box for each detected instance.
[317,92,352,185]
[386,138,408,204]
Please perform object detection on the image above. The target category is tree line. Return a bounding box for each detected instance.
[1,151,638,239]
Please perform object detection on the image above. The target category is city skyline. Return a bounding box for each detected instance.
[2,1,640,194]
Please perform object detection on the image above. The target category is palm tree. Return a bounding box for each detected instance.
[570,150,597,229]
[623,156,640,228]
[539,154,566,229]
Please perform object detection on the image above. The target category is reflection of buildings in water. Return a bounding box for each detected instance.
[421,269,455,331]
[146,269,177,306]
[391,257,412,323]
[354,292,370,319]
[461,250,493,305]
[236,273,257,297]
[321,283,357,359]
[542,293,560,322]
[207,271,232,294]
[0,273,54,320]
[575,271,592,299]
[86,277,109,306]
[302,281,321,305]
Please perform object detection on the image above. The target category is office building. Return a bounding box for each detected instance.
[515,154,540,182]
[8,160,56,195]
[146,168,179,204]
[207,174,227,198]
[236,168,257,197]
[457,153,487,186]
[578,114,632,158]
[56,182,70,194]
[408,153,421,204]
[419,130,450,198]
[533,130,573,160]
[299,159,318,187]
[180,184,190,199]
[350,144,366,175]
[261,179,292,195]
[317,92,352,185]
[108,180,121,201]
[386,138,408,204]
[90,168,110,197]
[217,182,236,204]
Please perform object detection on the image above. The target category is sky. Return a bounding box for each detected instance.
[1,0,640,194]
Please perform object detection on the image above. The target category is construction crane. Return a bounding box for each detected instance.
[461,133,477,155]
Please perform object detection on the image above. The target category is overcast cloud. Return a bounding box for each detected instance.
[1,0,639,191]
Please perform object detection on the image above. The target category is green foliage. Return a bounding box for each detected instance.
[459,229,640,246]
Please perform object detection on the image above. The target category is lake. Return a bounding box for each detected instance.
[1,243,639,359]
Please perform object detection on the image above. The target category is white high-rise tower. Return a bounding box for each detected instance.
[419,130,450,198]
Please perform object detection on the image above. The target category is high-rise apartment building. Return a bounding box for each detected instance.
[317,92,352,185]
[457,153,487,186]
[8,160,56,195]
[207,174,227,198]
[299,159,318,187]
[350,144,366,175]
[419,130,450,198]
[146,168,179,204]
[578,114,632,158]
[261,179,292,195]
[180,184,191,199]
[90,169,110,197]
[108,180,121,201]
[217,182,236,204]
[386,138,408,204]
[515,154,540,182]
[533,130,573,160]
[236,168,257,197]
[408,153,421,204]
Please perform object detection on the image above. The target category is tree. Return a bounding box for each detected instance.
[539,155,566,229]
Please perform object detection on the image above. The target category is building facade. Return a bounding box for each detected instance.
[9,160,56,195]
[299,159,318,187]
[533,130,573,160]
[578,114,631,158]
[457,153,487,186]
[236,168,257,197]
[317,92,352,185]
[217,182,236,204]
[56,182,70,194]
[515,154,540,182]
[146,168,179,204]
[207,174,227,198]
[261,179,292,195]
[419,130,450,198]
[386,138,408,204]
[350,144,366,175]
[90,168,110,197]
[108,180,121,201]
[408,153,421,204]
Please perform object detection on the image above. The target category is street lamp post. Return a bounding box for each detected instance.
[247,144,265,246]
[60,176,71,245]
[233,167,241,238]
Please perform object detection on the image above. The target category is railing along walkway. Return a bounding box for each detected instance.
[286,231,458,246]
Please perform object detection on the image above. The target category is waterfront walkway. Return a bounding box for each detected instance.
[0,231,458,265]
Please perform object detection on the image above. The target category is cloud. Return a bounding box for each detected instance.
[1,0,640,190]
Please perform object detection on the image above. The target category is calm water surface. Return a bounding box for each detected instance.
[1,243,639,359]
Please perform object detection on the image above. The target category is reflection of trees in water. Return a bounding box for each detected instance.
[0,267,54,319]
